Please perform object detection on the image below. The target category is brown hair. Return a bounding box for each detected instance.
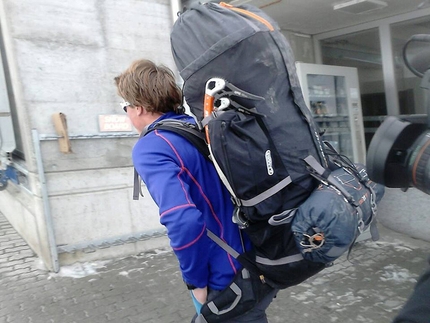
[114,59,182,114]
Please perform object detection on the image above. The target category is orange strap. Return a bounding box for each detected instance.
[203,94,215,143]
[219,2,274,31]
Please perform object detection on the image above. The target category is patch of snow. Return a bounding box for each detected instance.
[311,276,331,286]
[48,260,110,279]
[364,239,420,251]
[33,258,48,271]
[290,289,317,301]
[135,247,172,258]
[356,315,369,322]
[119,271,129,277]
[380,265,418,283]
[393,246,413,252]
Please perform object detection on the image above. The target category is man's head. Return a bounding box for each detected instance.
[114,59,182,132]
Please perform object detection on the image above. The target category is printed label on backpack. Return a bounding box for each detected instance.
[265,150,274,175]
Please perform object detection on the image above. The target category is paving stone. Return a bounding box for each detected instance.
[0,212,430,323]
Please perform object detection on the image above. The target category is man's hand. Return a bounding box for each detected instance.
[192,287,208,304]
[190,287,207,314]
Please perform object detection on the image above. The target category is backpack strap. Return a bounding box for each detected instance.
[206,229,241,259]
[133,130,147,200]
[133,119,210,200]
[322,141,379,241]
[149,119,210,159]
[304,155,358,207]
[207,228,303,269]
[133,168,144,200]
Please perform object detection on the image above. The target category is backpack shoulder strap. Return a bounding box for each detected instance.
[133,119,210,200]
[149,119,210,159]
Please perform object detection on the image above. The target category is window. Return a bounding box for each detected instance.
[391,17,430,116]
[320,29,386,148]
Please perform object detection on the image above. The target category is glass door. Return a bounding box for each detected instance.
[307,74,353,160]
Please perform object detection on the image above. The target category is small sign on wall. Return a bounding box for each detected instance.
[98,115,133,132]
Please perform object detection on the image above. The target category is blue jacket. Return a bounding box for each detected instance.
[132,112,251,290]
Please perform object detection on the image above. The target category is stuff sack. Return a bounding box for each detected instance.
[292,147,385,264]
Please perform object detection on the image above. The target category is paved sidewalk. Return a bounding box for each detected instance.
[1,211,429,323]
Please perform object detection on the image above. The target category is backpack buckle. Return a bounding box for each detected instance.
[232,207,249,229]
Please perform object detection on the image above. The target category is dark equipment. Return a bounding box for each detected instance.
[367,34,430,195]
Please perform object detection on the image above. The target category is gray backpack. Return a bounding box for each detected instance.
[171,1,327,290]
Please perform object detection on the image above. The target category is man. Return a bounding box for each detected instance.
[392,256,430,323]
[114,59,277,322]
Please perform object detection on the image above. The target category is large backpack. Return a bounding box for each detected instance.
[140,2,385,322]
[170,1,328,289]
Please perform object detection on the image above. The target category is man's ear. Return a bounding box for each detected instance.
[135,106,145,116]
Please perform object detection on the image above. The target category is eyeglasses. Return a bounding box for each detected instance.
[120,101,131,113]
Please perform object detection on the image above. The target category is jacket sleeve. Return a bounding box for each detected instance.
[132,132,211,288]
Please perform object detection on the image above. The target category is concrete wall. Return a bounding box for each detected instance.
[0,0,175,271]
[378,187,430,243]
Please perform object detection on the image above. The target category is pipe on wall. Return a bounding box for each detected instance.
[32,129,60,272]
[170,0,182,23]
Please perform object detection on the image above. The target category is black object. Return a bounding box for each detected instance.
[367,34,430,195]
[392,257,430,323]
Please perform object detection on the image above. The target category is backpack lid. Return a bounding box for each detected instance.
[171,2,278,82]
